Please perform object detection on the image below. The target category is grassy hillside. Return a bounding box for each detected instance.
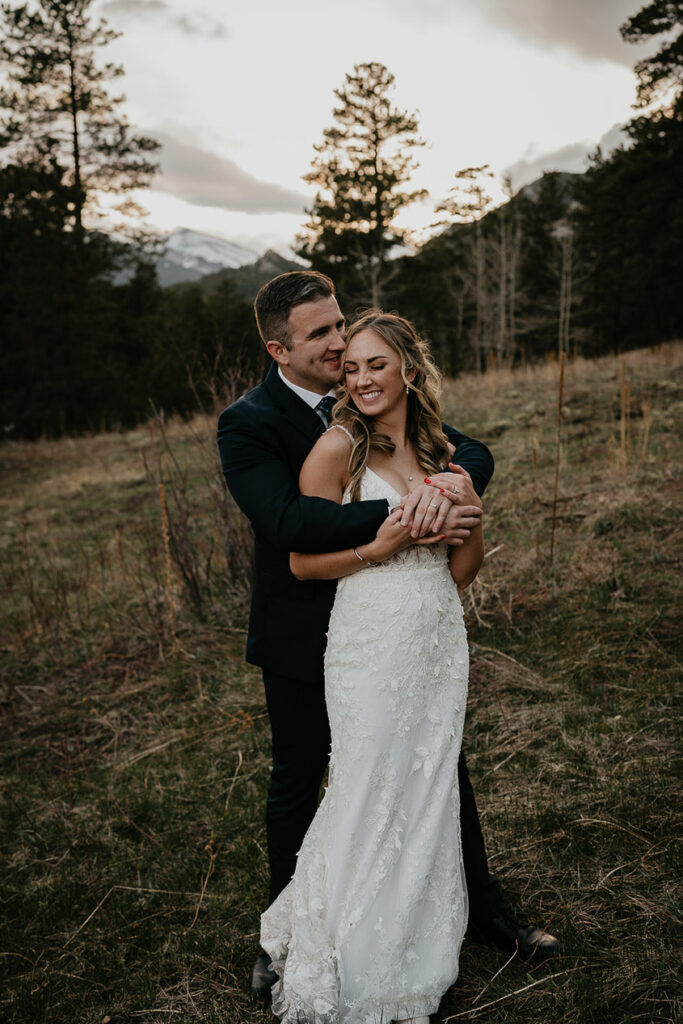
[1,343,681,1024]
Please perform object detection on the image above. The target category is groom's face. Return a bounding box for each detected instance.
[271,295,347,394]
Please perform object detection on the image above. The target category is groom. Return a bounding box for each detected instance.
[217,270,559,1001]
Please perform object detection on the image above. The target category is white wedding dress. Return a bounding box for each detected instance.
[261,465,469,1023]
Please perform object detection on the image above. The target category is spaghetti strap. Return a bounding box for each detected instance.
[325,423,354,444]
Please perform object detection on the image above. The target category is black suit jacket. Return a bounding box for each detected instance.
[217,363,494,682]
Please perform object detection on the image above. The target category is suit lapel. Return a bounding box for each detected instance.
[263,363,325,445]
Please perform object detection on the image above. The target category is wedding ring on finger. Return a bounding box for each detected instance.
[428,502,438,509]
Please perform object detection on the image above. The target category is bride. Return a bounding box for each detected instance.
[261,311,484,1024]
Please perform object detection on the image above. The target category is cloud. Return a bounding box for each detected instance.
[504,122,629,189]
[152,131,307,214]
[101,0,228,39]
[479,0,643,65]
[173,12,227,37]
[476,0,639,65]
[378,0,639,65]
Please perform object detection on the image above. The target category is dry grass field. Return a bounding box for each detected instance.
[1,343,681,1024]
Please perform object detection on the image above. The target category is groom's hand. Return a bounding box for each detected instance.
[438,503,483,545]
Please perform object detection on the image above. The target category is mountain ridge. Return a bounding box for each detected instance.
[155,228,260,286]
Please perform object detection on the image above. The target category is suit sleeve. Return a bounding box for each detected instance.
[217,406,389,553]
[442,423,494,497]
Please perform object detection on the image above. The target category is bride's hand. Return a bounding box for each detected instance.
[399,482,454,538]
[424,464,480,511]
[360,508,445,563]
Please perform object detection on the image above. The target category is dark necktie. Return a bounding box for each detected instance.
[316,395,336,426]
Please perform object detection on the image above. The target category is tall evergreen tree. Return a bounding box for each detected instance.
[571,2,683,353]
[0,0,160,242]
[296,62,426,309]
[0,0,162,437]
[620,0,683,110]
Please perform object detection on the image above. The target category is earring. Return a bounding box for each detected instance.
[405,384,410,395]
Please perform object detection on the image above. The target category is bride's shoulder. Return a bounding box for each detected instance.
[304,422,352,471]
[308,422,353,460]
[324,422,354,447]
[301,422,352,495]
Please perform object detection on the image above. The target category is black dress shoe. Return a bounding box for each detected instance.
[468,913,560,960]
[250,952,278,1004]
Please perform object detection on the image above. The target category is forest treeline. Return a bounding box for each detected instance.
[1,0,681,439]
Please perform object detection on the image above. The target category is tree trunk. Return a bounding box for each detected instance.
[497,215,507,362]
[474,220,485,372]
[557,232,573,358]
[508,211,522,364]
[372,127,385,307]
[66,23,84,249]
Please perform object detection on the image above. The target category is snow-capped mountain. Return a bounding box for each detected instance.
[157,228,259,285]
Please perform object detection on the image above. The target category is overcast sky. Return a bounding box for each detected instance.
[95,0,646,253]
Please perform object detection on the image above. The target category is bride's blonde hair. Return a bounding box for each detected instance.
[332,311,450,502]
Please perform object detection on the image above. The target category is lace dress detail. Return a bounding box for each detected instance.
[261,468,469,1023]
[325,423,354,443]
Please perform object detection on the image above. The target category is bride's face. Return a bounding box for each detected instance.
[343,329,413,417]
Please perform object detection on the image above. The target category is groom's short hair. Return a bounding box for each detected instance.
[255,270,335,349]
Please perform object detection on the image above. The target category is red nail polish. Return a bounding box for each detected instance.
[424,477,431,484]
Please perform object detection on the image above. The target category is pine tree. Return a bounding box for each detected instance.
[571,3,683,354]
[0,0,160,243]
[0,0,162,436]
[296,62,426,309]
[620,0,683,110]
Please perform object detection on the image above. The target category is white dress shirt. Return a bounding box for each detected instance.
[278,367,336,424]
